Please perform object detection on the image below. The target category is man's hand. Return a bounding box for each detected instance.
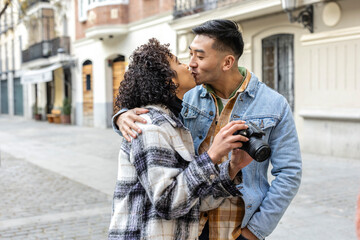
[207,120,249,164]
[116,108,149,142]
[228,149,253,180]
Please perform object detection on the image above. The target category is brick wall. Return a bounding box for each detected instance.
[75,0,174,40]
[75,2,129,40]
[129,0,173,22]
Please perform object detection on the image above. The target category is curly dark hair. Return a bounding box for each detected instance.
[115,38,177,112]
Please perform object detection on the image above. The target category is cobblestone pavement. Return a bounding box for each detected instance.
[0,117,360,240]
[268,154,360,240]
[0,152,112,240]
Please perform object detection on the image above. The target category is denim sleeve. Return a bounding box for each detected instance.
[111,108,128,136]
[246,102,302,239]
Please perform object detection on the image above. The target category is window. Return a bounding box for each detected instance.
[78,0,88,22]
[1,80,9,114]
[262,34,294,111]
[86,74,91,91]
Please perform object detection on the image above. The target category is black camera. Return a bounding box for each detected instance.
[233,122,271,162]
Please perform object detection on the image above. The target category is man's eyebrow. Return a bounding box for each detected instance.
[188,46,205,53]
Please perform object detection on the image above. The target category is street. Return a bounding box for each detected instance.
[0,116,359,240]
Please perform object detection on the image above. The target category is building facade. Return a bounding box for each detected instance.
[74,0,359,159]
[1,0,358,159]
[0,0,24,117]
[19,0,76,121]
[74,0,175,128]
[0,0,76,122]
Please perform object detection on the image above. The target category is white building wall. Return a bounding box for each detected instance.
[170,0,360,159]
[242,0,360,159]
[74,15,176,128]
[73,0,359,159]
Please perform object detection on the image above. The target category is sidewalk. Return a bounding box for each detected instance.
[0,116,359,240]
[0,116,120,196]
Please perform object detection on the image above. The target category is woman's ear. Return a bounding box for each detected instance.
[222,55,235,71]
[171,77,179,86]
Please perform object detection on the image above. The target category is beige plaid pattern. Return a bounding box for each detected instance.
[198,70,251,240]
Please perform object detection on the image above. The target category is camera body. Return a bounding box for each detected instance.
[233,122,271,162]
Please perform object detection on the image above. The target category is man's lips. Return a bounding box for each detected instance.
[191,71,198,78]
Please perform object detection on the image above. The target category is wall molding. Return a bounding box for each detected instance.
[299,108,360,121]
[300,26,360,46]
[170,0,281,31]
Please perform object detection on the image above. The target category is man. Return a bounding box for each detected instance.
[114,20,302,240]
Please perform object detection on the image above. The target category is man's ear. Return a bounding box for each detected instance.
[222,55,235,71]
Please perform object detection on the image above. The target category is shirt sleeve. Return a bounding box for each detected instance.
[112,108,128,136]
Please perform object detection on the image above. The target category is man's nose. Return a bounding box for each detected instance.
[189,57,197,68]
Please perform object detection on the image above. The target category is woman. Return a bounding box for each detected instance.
[108,38,250,240]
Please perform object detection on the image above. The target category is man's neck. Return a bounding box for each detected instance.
[211,69,243,99]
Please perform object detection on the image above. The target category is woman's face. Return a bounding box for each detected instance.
[169,55,196,97]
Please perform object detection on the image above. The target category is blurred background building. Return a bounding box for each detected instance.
[0,0,359,159]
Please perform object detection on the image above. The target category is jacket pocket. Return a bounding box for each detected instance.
[243,117,277,143]
[181,106,199,119]
[245,117,276,130]
[180,106,200,134]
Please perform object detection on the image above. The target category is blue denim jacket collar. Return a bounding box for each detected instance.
[244,72,257,98]
[199,86,208,98]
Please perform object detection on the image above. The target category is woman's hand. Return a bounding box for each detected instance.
[228,149,253,180]
[207,120,249,164]
[116,108,149,142]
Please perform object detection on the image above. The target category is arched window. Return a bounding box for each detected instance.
[262,34,294,111]
[83,60,92,91]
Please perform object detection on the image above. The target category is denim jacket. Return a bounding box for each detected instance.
[180,72,302,239]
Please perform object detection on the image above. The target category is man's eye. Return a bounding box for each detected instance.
[198,56,204,60]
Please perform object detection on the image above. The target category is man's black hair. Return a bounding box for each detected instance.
[192,19,244,59]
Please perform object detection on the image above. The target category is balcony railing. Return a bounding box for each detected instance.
[22,36,70,63]
[27,0,50,8]
[174,0,246,19]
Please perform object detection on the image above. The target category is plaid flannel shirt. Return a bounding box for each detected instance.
[198,69,251,240]
[109,105,241,240]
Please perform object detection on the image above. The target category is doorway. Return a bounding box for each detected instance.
[112,55,126,114]
[14,78,24,115]
[82,60,93,126]
[1,79,8,114]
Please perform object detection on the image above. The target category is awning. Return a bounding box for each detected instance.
[21,63,62,84]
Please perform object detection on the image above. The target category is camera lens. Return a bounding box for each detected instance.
[254,145,271,162]
[247,138,271,162]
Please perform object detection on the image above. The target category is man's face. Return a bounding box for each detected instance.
[189,35,224,86]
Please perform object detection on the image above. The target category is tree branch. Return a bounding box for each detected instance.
[0,0,11,18]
